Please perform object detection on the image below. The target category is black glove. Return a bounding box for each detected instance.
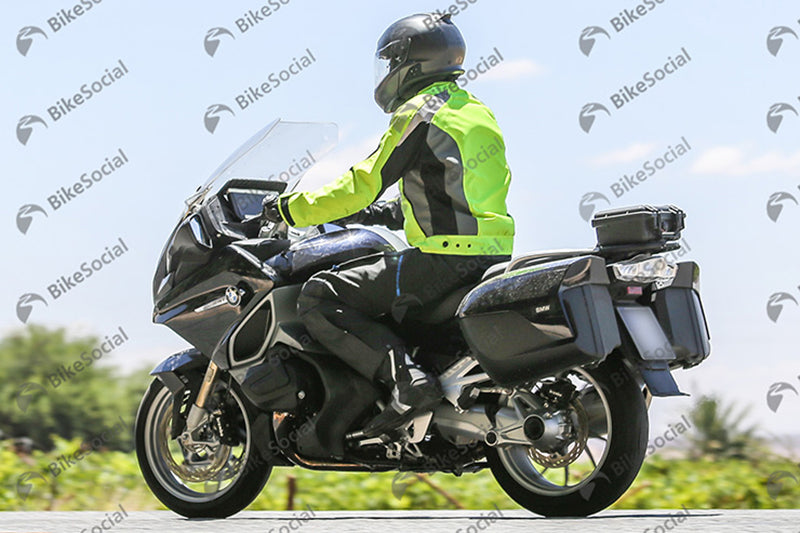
[332,197,404,230]
[262,196,284,225]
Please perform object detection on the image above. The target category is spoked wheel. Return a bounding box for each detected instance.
[135,377,271,517]
[487,356,648,517]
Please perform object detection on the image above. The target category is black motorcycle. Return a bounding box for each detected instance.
[135,120,711,518]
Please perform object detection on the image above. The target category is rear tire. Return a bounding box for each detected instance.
[487,357,648,517]
[135,378,271,518]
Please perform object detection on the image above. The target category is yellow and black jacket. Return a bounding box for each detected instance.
[277,81,514,256]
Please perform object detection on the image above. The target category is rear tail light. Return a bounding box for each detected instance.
[612,255,677,289]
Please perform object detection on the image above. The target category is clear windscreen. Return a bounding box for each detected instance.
[186,120,338,210]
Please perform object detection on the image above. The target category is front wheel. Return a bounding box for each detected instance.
[487,356,648,517]
[135,376,271,518]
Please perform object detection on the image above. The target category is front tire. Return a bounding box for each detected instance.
[135,377,271,518]
[487,356,648,517]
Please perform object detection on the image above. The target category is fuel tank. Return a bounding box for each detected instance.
[154,228,397,367]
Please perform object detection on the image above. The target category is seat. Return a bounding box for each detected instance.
[410,284,477,324]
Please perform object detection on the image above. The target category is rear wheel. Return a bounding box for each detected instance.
[135,377,271,517]
[487,356,648,516]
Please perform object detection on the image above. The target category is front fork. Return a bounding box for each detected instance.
[184,361,220,435]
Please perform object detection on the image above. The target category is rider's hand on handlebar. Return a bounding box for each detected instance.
[261,196,283,225]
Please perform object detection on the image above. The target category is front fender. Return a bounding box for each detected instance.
[150,348,208,393]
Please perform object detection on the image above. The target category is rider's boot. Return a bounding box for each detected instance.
[362,346,442,438]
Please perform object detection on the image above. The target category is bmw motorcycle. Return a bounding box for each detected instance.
[135,120,711,518]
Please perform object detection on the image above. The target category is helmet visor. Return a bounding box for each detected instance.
[374,39,409,89]
[374,54,392,90]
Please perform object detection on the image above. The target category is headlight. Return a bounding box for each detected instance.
[612,255,677,288]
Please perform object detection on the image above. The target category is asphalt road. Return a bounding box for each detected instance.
[0,510,798,533]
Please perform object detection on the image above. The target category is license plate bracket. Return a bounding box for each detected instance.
[616,305,676,361]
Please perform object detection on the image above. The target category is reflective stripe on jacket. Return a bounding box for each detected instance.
[278,81,514,256]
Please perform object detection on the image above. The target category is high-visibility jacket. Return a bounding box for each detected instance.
[277,81,514,256]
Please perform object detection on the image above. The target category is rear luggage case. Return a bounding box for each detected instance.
[457,255,621,386]
[592,205,685,247]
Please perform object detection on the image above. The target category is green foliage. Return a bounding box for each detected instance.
[2,440,799,512]
[0,325,150,451]
[616,455,800,510]
[1,326,798,513]
[0,438,147,511]
[686,394,763,460]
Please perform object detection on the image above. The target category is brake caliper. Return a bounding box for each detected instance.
[536,380,578,410]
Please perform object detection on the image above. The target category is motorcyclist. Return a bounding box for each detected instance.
[263,13,514,437]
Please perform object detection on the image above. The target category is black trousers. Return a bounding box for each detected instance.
[296,248,507,382]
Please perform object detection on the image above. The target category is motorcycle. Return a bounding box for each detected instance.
[135,120,711,518]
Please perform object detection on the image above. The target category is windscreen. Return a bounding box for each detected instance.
[186,120,338,209]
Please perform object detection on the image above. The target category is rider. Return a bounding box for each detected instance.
[263,13,514,437]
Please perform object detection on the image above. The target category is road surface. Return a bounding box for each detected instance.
[1,509,799,533]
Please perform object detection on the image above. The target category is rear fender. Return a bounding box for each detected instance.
[615,306,687,397]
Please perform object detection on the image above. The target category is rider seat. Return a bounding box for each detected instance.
[410,261,514,324]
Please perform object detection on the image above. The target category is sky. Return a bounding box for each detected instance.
[3,0,800,439]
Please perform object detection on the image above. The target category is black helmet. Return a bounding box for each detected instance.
[374,13,466,114]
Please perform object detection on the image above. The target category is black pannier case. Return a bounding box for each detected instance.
[591,205,685,247]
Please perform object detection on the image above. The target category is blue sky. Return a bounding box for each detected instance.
[3,0,800,437]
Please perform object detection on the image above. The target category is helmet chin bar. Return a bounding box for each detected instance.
[374,68,405,113]
[373,13,466,113]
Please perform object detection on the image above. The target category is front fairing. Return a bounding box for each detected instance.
[153,121,338,306]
